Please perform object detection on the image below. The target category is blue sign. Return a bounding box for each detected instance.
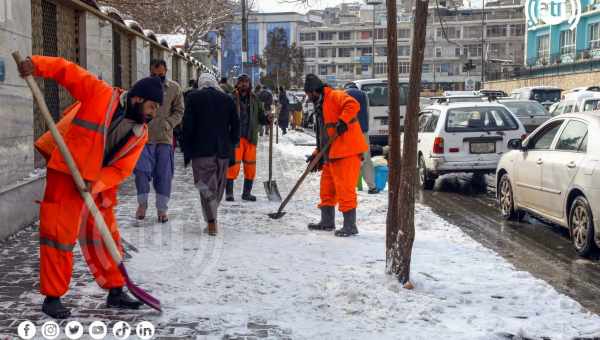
[359,56,372,64]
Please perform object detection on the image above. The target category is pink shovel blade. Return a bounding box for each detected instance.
[118,263,162,312]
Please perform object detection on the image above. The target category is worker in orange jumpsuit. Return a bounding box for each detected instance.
[18,56,163,319]
[304,74,368,237]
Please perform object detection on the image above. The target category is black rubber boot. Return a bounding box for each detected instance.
[335,209,359,237]
[107,287,143,309]
[308,206,336,231]
[225,179,235,202]
[42,296,71,319]
[242,179,257,201]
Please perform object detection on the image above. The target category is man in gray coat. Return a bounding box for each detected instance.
[346,84,378,194]
[134,59,185,222]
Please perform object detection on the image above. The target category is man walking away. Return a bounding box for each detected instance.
[304,74,368,237]
[278,86,290,135]
[183,73,239,235]
[18,55,163,319]
[346,83,378,194]
[226,74,271,202]
[257,84,274,136]
[220,76,234,94]
[134,59,184,223]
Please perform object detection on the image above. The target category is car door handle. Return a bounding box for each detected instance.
[536,159,543,165]
[567,161,576,169]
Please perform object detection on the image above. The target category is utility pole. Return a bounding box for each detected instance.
[481,0,485,88]
[367,0,382,78]
[241,0,248,75]
[387,0,429,286]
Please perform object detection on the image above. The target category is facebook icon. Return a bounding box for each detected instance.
[17,320,36,339]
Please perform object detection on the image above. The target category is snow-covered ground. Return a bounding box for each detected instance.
[70,131,600,338]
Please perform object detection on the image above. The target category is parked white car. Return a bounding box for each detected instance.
[496,113,600,256]
[418,102,526,190]
[498,99,551,132]
[551,90,600,115]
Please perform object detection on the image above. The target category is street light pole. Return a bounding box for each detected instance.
[241,0,248,75]
[367,0,382,79]
[481,0,485,87]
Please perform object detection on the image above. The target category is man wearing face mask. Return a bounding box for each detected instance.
[226,74,272,202]
[304,74,368,237]
[134,59,184,223]
[17,56,163,319]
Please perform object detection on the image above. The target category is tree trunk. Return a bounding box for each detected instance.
[386,0,429,284]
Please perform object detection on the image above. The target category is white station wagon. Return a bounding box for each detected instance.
[496,113,600,256]
[417,102,526,190]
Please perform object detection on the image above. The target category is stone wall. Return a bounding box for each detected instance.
[82,12,113,84]
[484,71,600,93]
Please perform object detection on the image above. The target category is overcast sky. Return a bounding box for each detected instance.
[255,0,350,14]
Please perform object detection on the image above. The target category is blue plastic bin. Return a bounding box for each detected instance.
[374,165,389,192]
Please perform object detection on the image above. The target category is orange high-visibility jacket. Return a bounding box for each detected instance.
[32,56,148,194]
[321,86,368,159]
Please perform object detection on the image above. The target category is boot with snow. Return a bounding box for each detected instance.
[225,179,235,202]
[107,287,143,309]
[335,209,359,237]
[42,296,71,319]
[307,206,336,231]
[206,221,217,236]
[241,179,257,201]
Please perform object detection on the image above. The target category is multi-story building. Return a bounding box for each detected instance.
[298,0,525,90]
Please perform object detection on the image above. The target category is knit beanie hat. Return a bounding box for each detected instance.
[128,76,164,105]
[304,74,324,93]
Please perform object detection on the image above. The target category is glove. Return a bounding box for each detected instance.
[306,151,323,173]
[336,119,348,135]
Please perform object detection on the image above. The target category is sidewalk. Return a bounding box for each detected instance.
[1,131,600,339]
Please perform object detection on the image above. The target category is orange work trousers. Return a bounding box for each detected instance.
[319,155,362,213]
[39,169,125,297]
[227,137,257,180]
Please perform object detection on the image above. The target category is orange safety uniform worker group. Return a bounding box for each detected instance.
[19,56,164,319]
[304,74,368,237]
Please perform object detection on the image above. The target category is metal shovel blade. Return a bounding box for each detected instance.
[119,263,162,312]
[264,180,282,202]
[268,211,286,219]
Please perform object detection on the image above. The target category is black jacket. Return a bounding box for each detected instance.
[183,87,240,163]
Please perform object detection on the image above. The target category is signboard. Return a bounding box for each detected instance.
[465,78,476,91]
[359,56,372,64]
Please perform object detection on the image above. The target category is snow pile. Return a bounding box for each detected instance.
[79,131,600,338]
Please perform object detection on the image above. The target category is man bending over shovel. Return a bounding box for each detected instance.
[18,56,163,319]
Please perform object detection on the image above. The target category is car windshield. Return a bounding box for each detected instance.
[531,89,561,103]
[501,101,548,116]
[582,99,600,111]
[362,83,408,106]
[446,106,519,132]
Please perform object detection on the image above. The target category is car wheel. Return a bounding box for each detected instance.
[418,156,435,190]
[498,174,523,220]
[569,196,597,257]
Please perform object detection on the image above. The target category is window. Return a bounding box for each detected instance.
[509,24,525,36]
[375,28,387,40]
[317,64,336,75]
[318,31,335,40]
[318,64,327,75]
[556,120,588,151]
[486,25,507,38]
[464,26,483,39]
[374,63,387,74]
[583,99,600,111]
[376,47,387,56]
[398,46,410,56]
[528,120,563,149]
[422,64,432,73]
[339,64,353,73]
[360,31,372,39]
[304,64,316,74]
[419,112,440,132]
[437,27,460,39]
[398,28,411,39]
[447,63,460,76]
[303,48,316,58]
[435,47,442,57]
[489,43,507,58]
[536,34,550,61]
[590,23,600,49]
[338,47,353,57]
[339,31,352,40]
[318,47,336,58]
[399,62,410,74]
[445,107,519,132]
[362,64,369,72]
[579,133,588,152]
[455,47,462,57]
[300,32,316,41]
[358,47,372,56]
[466,44,482,57]
[362,82,408,106]
[560,29,576,56]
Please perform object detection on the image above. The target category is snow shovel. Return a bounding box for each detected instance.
[268,133,338,219]
[263,122,282,201]
[12,51,161,312]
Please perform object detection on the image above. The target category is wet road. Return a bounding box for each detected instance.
[417,174,600,315]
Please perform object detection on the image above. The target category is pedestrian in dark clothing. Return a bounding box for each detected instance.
[345,84,377,194]
[183,73,240,235]
[257,85,274,136]
[278,87,290,135]
[219,76,234,94]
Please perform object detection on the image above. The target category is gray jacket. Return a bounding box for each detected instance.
[147,79,184,144]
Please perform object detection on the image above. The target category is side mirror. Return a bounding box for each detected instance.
[507,138,523,150]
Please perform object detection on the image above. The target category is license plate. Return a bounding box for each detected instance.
[470,142,495,154]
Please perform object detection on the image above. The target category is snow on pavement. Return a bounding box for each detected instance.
[68,131,600,338]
